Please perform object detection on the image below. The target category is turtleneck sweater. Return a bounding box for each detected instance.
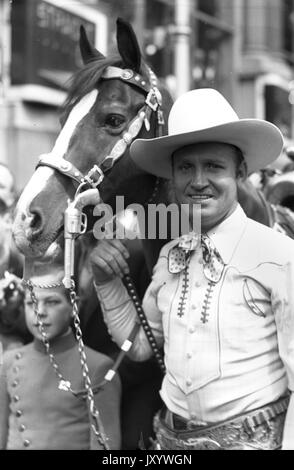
[0,331,121,449]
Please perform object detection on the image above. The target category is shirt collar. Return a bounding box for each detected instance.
[207,204,248,264]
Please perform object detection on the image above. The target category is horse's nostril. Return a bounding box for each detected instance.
[28,208,44,235]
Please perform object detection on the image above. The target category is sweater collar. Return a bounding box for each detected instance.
[33,329,76,354]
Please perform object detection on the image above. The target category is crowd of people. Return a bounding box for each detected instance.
[0,88,294,450]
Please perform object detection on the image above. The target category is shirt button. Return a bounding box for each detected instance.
[15,410,22,418]
[188,326,195,334]
[186,378,192,387]
[191,304,197,310]
[13,366,19,373]
[23,439,31,448]
[13,395,20,403]
[186,352,192,359]
[19,424,26,432]
[198,258,203,265]
[15,352,22,360]
[195,281,201,287]
[12,379,19,387]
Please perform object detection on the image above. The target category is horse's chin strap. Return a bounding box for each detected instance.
[36,65,164,191]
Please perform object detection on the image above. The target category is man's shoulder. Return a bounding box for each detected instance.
[243,217,294,259]
[247,217,294,243]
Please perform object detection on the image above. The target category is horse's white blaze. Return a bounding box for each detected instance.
[16,90,98,216]
[16,167,54,215]
[51,89,98,157]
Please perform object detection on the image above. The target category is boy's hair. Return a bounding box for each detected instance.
[29,253,71,302]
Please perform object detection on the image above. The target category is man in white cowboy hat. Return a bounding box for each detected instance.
[91,88,294,450]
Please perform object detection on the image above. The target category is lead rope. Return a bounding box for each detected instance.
[24,278,110,450]
[122,274,165,373]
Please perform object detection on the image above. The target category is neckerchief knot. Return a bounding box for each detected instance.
[168,232,225,283]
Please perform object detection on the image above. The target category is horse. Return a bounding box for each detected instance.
[12,17,294,448]
[12,18,173,450]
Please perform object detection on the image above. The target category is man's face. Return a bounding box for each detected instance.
[172,142,246,232]
[25,272,72,341]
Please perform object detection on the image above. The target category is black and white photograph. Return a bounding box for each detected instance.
[0,0,293,457]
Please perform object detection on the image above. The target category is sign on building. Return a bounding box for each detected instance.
[10,0,107,91]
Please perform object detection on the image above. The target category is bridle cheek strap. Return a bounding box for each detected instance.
[100,103,151,173]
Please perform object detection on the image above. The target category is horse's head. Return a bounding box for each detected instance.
[13,18,173,258]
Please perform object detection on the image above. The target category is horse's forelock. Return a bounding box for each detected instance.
[61,55,121,116]
[60,56,154,123]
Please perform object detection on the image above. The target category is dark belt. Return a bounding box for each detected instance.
[154,395,289,450]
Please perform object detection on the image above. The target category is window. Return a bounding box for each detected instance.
[283,0,294,63]
[265,85,292,138]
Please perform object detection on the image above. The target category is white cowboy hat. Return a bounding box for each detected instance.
[130,88,284,178]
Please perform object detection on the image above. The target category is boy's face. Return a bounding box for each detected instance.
[25,272,72,341]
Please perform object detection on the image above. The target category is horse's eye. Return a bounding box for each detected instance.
[105,115,125,128]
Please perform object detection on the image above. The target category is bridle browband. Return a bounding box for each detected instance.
[36,65,165,194]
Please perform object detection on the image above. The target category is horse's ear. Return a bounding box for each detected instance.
[116,17,141,72]
[79,25,105,64]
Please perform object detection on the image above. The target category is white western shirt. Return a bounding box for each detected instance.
[95,205,294,422]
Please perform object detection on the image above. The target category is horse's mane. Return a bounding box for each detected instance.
[61,55,151,122]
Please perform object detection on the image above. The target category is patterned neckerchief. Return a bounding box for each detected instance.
[168,232,225,321]
[168,232,225,282]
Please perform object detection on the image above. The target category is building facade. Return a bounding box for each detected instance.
[1,0,294,189]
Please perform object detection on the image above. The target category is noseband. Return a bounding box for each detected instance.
[36,66,164,193]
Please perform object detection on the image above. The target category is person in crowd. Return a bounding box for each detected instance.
[0,273,29,354]
[0,163,22,279]
[90,88,294,450]
[0,164,28,353]
[0,257,121,450]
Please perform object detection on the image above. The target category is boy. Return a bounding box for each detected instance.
[0,259,121,450]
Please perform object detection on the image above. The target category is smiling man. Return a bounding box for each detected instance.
[172,142,246,233]
[91,89,294,450]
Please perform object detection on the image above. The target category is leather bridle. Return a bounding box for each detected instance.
[36,65,165,193]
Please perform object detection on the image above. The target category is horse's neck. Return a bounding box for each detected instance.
[238,184,271,226]
[141,178,172,274]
